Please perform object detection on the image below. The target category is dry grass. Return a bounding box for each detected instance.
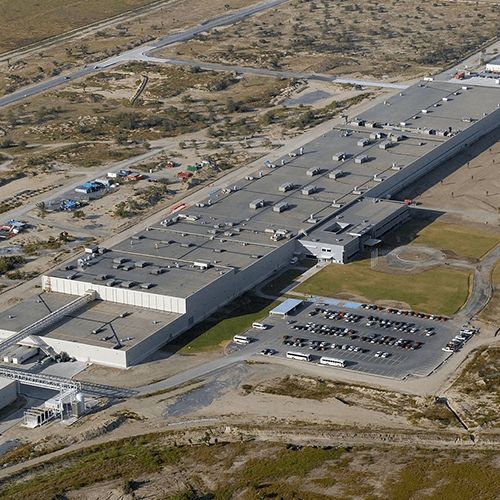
[412,222,500,260]
[0,0,156,52]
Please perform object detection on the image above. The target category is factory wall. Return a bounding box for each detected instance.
[42,276,186,313]
[366,105,500,199]
[125,317,186,367]
[295,239,347,263]
[185,239,296,323]
[124,241,297,366]
[371,203,409,238]
[0,379,18,411]
[40,336,128,369]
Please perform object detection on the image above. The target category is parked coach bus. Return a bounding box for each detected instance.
[319,357,346,368]
[286,351,311,362]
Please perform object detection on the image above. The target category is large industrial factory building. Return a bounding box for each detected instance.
[1,79,500,368]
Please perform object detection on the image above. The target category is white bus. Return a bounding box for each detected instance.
[252,322,267,330]
[233,335,251,345]
[319,357,346,368]
[286,351,311,362]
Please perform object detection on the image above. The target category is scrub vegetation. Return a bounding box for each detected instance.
[159,0,500,80]
[3,436,500,500]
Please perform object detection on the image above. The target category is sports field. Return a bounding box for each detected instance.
[295,260,471,316]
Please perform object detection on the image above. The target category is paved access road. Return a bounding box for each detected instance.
[0,0,293,110]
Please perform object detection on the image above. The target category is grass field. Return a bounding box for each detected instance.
[295,259,470,316]
[0,0,156,52]
[176,294,279,353]
[492,261,500,285]
[412,222,500,259]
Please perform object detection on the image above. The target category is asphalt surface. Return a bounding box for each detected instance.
[140,55,409,89]
[235,300,461,380]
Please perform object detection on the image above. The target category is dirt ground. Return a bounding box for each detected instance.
[0,0,261,94]
[158,0,500,81]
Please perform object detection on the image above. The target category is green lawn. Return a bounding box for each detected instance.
[295,259,471,316]
[413,222,500,259]
[178,299,279,353]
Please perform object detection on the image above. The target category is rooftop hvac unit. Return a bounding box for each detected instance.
[306,167,320,177]
[140,283,153,289]
[150,267,165,275]
[391,134,404,143]
[135,261,151,268]
[302,186,317,195]
[329,169,344,179]
[249,199,265,209]
[194,261,211,270]
[273,202,289,213]
[354,155,368,164]
[279,182,294,192]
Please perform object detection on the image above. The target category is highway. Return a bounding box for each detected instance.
[0,0,294,110]
[0,0,409,111]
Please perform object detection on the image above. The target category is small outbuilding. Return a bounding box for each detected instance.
[270,298,303,318]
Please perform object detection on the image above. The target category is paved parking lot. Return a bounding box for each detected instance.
[234,299,475,380]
